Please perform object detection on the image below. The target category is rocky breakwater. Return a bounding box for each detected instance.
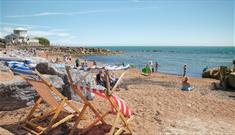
[202,64,235,89]
[0,63,37,111]
[18,45,122,56]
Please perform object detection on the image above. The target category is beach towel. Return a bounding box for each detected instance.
[78,85,132,117]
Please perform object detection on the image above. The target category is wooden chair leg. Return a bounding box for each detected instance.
[35,108,56,120]
[115,116,134,135]
[72,85,107,124]
[45,99,66,133]
[82,111,109,133]
[25,98,42,121]
[69,104,88,135]
[109,112,120,135]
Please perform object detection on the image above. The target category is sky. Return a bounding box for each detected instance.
[0,0,234,46]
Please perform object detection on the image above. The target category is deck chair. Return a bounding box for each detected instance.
[20,73,84,135]
[66,67,134,135]
[65,67,108,135]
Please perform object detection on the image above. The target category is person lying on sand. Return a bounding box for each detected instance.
[181,76,193,91]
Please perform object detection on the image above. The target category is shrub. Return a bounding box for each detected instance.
[35,37,50,46]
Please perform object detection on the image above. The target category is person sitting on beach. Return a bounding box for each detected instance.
[96,70,105,86]
[181,76,193,91]
[109,73,118,88]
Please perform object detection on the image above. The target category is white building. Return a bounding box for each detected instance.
[5,27,29,44]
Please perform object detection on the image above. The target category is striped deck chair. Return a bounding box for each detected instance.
[65,67,108,135]
[20,73,84,135]
[66,67,134,135]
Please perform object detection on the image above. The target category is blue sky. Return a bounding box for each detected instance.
[0,0,234,46]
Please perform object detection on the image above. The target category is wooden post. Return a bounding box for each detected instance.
[105,70,111,96]
[220,66,227,90]
[233,59,235,72]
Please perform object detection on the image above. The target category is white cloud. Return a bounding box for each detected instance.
[29,29,76,39]
[0,22,51,28]
[0,26,14,37]
[5,7,158,18]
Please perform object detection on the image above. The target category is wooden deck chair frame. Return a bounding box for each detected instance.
[20,72,84,135]
[103,70,134,135]
[66,67,134,135]
[65,67,108,135]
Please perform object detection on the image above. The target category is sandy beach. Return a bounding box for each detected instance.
[0,52,235,135]
[1,0,234,134]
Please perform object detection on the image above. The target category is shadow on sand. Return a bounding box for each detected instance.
[120,78,177,89]
[1,122,130,135]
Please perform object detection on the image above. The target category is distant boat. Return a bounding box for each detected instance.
[105,64,130,70]
[92,64,130,70]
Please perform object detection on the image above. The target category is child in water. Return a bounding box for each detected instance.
[181,76,193,91]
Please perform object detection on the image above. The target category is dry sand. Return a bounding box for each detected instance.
[0,68,235,135]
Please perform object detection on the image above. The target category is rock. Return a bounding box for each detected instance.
[0,63,37,110]
[43,74,64,89]
[202,70,210,78]
[228,72,235,88]
[210,68,220,79]
[36,62,64,76]
[202,67,220,79]
[0,76,37,111]
[0,62,14,82]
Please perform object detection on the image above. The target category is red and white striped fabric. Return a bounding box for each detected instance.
[78,85,132,117]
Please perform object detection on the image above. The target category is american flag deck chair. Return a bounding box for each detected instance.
[20,72,85,135]
[66,66,134,135]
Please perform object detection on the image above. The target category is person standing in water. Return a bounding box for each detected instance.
[183,64,187,77]
[155,61,159,72]
[149,60,154,73]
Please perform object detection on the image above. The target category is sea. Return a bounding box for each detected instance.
[82,46,235,77]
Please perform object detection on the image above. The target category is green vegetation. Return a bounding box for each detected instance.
[35,37,50,46]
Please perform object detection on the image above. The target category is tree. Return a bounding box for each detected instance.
[36,37,50,46]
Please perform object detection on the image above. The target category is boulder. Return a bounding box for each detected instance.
[36,62,64,75]
[228,72,235,88]
[210,68,220,79]
[0,76,37,111]
[202,67,220,79]
[202,70,210,78]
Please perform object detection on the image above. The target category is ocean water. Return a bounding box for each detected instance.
[82,46,235,77]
